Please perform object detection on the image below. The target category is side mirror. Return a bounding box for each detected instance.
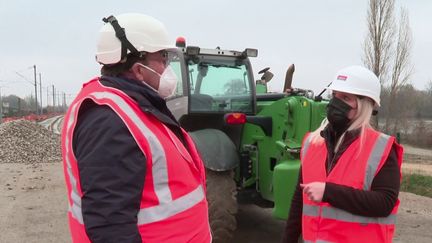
[258,67,274,83]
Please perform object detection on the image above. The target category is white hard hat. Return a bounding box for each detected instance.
[327,65,381,107]
[96,13,174,65]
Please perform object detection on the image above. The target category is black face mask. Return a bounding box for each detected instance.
[326,97,352,134]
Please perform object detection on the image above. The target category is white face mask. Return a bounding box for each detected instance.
[137,63,179,99]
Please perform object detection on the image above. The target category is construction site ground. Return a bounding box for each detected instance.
[0,136,431,242]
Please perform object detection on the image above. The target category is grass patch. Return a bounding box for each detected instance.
[401,173,432,198]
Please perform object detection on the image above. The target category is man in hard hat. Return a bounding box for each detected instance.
[282,66,403,243]
[61,13,211,243]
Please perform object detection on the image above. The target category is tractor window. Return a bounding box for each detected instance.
[168,55,184,98]
[188,60,253,113]
[199,66,249,96]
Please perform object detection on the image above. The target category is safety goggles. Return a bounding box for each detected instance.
[145,50,179,66]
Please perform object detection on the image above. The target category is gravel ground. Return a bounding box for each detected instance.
[0,120,61,164]
[233,192,432,243]
[393,192,432,243]
[0,162,69,243]
[0,120,430,242]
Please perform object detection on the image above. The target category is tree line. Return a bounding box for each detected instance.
[362,0,431,148]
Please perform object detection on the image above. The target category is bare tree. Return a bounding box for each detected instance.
[385,8,413,133]
[363,0,413,133]
[426,79,432,96]
[362,0,396,128]
[362,0,395,84]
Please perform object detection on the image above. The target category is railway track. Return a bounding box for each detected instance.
[38,115,63,135]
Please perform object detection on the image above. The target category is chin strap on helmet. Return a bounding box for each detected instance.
[102,15,140,62]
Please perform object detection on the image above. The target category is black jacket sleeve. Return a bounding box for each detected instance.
[281,167,303,243]
[323,145,400,217]
[73,102,146,243]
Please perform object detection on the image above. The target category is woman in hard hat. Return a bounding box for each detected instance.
[282,66,403,243]
[61,13,211,243]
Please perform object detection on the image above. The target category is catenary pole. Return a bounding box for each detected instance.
[33,65,38,114]
[39,73,42,114]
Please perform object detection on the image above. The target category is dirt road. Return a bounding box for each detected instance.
[233,191,432,243]
[0,163,69,243]
[402,145,432,176]
[0,142,430,242]
[1,160,432,243]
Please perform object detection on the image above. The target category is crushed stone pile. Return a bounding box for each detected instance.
[0,120,61,164]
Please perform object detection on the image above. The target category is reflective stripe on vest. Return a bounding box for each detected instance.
[64,91,205,225]
[64,101,84,224]
[301,135,312,160]
[364,133,390,190]
[303,204,396,225]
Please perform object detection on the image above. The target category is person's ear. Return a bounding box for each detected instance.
[131,63,144,80]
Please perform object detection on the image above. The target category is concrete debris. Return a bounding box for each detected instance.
[0,120,61,164]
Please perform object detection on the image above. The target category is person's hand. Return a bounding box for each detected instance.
[300,182,326,203]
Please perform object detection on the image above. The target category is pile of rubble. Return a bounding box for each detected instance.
[0,120,61,164]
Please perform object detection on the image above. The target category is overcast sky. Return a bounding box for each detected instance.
[0,0,430,105]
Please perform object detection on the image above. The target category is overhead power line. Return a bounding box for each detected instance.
[15,72,35,86]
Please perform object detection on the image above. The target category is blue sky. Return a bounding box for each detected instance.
[0,0,430,105]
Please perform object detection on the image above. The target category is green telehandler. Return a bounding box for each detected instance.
[166,39,328,242]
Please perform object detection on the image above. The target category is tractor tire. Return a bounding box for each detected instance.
[206,169,238,243]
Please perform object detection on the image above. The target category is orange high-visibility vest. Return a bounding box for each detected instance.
[61,78,212,243]
[300,128,403,243]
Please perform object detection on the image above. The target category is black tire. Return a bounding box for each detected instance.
[206,169,238,243]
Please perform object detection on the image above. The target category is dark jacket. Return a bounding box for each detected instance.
[281,126,400,243]
[72,76,185,243]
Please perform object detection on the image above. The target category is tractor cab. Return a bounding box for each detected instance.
[167,40,257,116]
[166,39,259,152]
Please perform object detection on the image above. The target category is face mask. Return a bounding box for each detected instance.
[137,64,179,99]
[326,97,352,133]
